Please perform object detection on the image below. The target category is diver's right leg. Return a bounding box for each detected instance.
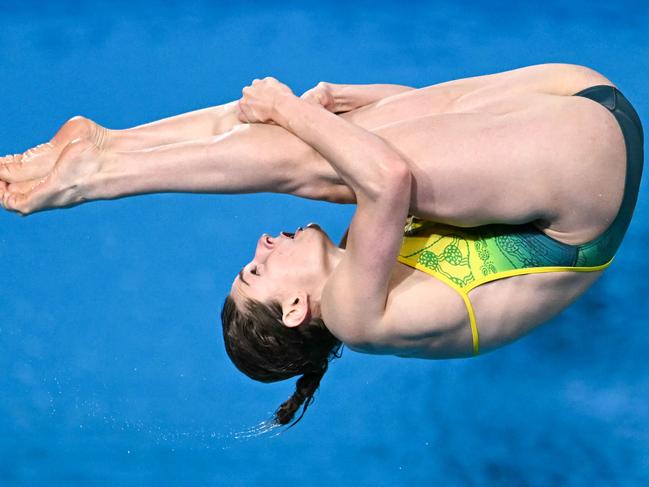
[84,122,354,203]
[0,101,243,185]
[0,122,355,215]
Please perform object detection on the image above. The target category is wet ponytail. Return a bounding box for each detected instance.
[274,367,328,427]
[221,295,343,427]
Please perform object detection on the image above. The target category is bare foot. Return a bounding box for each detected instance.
[1,137,109,215]
[0,115,109,184]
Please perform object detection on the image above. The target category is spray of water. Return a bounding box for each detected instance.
[230,416,284,440]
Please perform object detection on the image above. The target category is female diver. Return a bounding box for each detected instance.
[0,63,643,428]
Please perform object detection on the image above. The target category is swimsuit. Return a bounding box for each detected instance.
[397,85,644,355]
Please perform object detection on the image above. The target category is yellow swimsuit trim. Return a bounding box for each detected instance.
[397,256,614,355]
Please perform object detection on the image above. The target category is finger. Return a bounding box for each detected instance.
[301,91,322,106]
[262,76,278,84]
[245,104,261,123]
[236,100,246,122]
[300,92,315,104]
[309,93,327,107]
[237,101,253,123]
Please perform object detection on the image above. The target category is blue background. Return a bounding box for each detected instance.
[1,1,648,485]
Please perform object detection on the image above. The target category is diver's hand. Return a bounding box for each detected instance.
[237,77,295,125]
[0,138,104,216]
[300,82,337,112]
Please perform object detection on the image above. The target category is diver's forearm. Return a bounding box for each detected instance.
[274,93,403,200]
[329,83,415,112]
[83,123,345,201]
[106,101,242,151]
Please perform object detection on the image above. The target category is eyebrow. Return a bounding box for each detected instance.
[238,267,249,286]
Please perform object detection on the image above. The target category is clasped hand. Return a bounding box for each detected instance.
[237,77,295,125]
[237,77,337,125]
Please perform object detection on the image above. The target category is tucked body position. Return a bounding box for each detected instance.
[1,63,643,428]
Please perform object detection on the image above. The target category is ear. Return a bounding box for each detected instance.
[281,291,311,328]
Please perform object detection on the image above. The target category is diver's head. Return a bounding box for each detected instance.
[221,223,344,427]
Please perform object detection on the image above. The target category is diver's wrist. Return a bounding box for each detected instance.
[272,92,300,130]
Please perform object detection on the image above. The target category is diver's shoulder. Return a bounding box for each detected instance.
[330,265,472,357]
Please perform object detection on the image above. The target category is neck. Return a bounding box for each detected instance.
[325,246,345,277]
[312,247,346,308]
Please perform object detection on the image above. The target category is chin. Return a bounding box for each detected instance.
[308,223,332,240]
[312,225,335,248]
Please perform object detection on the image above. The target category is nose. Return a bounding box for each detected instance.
[260,233,274,249]
[253,233,276,262]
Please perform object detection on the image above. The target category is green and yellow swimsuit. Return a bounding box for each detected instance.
[397,85,644,355]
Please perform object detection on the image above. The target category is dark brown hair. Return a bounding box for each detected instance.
[221,294,343,427]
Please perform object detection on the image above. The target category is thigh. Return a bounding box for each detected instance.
[239,90,622,234]
[336,63,615,132]
[368,93,623,230]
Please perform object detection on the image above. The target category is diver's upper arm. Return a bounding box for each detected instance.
[322,162,411,346]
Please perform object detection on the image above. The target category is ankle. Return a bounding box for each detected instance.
[57,115,112,152]
[94,124,112,151]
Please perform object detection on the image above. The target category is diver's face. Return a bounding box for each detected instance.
[230,223,337,306]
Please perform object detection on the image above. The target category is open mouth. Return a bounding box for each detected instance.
[281,232,295,239]
[281,224,316,239]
